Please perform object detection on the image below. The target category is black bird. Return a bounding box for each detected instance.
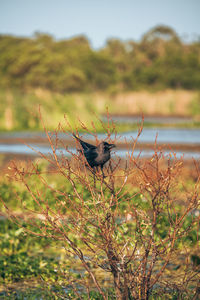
[73,134,116,176]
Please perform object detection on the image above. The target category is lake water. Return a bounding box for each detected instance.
[1,128,200,144]
[103,128,200,144]
[1,144,200,159]
[0,128,200,159]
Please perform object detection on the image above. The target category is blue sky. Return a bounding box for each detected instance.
[0,0,200,48]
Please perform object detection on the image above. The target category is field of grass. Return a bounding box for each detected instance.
[0,88,200,132]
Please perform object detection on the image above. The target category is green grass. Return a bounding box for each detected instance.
[1,88,200,133]
[0,89,100,132]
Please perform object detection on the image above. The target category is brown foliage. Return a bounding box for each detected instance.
[3,115,200,299]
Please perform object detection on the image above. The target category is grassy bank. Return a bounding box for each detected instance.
[0,89,200,132]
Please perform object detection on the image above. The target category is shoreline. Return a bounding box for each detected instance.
[0,136,200,152]
[0,137,200,154]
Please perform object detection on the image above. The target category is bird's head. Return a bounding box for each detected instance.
[103,141,116,151]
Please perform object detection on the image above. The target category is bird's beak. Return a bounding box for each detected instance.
[109,144,116,149]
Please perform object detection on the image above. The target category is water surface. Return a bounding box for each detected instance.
[0,128,200,159]
[1,128,200,144]
[0,143,200,159]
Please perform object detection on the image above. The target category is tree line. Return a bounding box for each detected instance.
[0,25,200,93]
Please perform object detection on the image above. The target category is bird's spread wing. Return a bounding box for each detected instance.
[73,134,96,151]
[79,140,96,151]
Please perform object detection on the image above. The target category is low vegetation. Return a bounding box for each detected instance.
[1,117,200,299]
[0,88,200,131]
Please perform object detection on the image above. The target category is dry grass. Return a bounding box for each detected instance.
[96,89,198,116]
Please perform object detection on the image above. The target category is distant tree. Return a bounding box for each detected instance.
[0,26,200,92]
[142,25,181,43]
[83,51,116,90]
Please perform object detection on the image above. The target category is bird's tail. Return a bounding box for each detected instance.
[72,133,92,151]
[72,133,80,141]
[72,133,84,147]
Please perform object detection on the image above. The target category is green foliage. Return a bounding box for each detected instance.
[0,26,200,93]
[2,286,117,299]
[0,220,58,284]
[1,24,200,131]
[1,288,64,300]
[189,92,200,115]
[0,88,102,131]
[1,174,198,248]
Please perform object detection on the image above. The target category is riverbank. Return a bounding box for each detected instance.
[1,89,200,131]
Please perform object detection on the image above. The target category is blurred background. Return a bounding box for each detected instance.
[0,0,200,157]
[1,2,200,297]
